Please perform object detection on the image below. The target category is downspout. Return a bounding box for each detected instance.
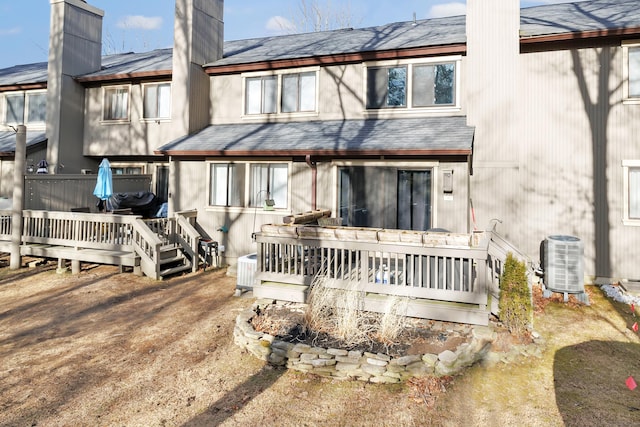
[305,155,317,210]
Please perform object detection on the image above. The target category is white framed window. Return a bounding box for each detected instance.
[111,165,145,175]
[364,57,460,112]
[282,72,317,113]
[143,82,171,119]
[4,93,25,124]
[623,160,640,225]
[209,163,245,207]
[623,40,640,103]
[208,161,290,209]
[249,163,288,208]
[2,90,47,125]
[243,69,318,116]
[103,85,130,121]
[246,75,277,115]
[366,66,407,108]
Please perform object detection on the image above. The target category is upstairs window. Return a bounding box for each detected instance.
[244,70,318,116]
[5,93,25,124]
[412,63,455,106]
[26,92,47,123]
[103,86,129,121]
[629,46,640,98]
[143,83,171,119]
[245,76,277,115]
[366,60,458,110]
[367,66,407,108]
[282,72,317,113]
[2,91,46,125]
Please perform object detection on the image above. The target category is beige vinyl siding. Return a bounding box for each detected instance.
[83,84,175,156]
[471,42,640,280]
[209,61,466,125]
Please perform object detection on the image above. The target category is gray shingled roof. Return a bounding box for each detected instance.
[2,0,638,86]
[80,48,173,79]
[156,117,473,156]
[211,16,466,68]
[0,62,48,87]
[520,0,640,37]
[0,131,47,154]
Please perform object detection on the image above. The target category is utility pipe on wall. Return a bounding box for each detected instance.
[305,155,317,211]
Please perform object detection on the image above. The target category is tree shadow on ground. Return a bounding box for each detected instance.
[554,340,640,426]
[182,365,285,427]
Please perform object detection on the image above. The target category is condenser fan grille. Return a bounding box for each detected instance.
[544,235,584,293]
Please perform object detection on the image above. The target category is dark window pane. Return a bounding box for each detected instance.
[434,63,455,104]
[27,93,46,123]
[366,68,388,108]
[5,94,24,124]
[630,47,640,97]
[387,67,406,107]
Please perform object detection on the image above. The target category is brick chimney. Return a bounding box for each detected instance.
[46,0,103,173]
[171,0,224,137]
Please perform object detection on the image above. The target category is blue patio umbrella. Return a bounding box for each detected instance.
[93,158,113,201]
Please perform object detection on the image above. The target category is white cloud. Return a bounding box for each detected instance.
[428,2,466,18]
[117,15,163,31]
[265,16,296,35]
[0,27,21,36]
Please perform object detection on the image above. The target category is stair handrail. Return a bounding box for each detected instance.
[130,218,164,279]
[175,211,201,273]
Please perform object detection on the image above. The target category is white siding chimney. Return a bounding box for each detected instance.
[46,0,103,174]
[171,0,224,137]
[465,1,521,236]
[465,0,520,160]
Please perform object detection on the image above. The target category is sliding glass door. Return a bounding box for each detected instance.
[338,166,432,231]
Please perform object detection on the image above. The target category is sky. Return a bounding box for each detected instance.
[0,0,575,70]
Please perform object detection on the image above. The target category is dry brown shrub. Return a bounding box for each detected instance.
[407,375,454,409]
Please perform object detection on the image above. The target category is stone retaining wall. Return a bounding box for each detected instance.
[234,300,498,383]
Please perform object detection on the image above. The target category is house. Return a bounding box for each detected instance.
[0,0,639,285]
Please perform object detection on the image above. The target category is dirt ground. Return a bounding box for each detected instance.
[1,256,639,426]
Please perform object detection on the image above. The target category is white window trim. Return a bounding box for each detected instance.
[1,90,47,128]
[205,159,293,213]
[2,91,24,125]
[362,56,462,118]
[622,40,640,104]
[140,81,172,122]
[331,160,440,227]
[623,160,640,225]
[241,67,320,120]
[25,90,47,126]
[101,84,132,123]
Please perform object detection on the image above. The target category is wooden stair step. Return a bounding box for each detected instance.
[159,262,192,278]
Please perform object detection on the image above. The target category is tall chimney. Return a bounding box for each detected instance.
[171,0,224,137]
[46,0,103,174]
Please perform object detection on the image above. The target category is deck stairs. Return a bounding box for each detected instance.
[158,243,193,278]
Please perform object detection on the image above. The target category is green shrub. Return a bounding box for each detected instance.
[498,253,532,338]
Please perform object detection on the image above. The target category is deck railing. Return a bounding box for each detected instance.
[253,224,530,325]
[255,225,494,308]
[0,209,204,279]
[21,210,138,250]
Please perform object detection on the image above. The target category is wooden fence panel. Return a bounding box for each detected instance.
[24,175,152,212]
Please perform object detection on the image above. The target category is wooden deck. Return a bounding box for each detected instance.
[0,209,204,279]
[253,225,530,326]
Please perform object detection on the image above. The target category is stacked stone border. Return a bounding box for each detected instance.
[234,300,498,383]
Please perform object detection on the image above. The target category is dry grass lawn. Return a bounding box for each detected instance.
[0,257,639,426]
